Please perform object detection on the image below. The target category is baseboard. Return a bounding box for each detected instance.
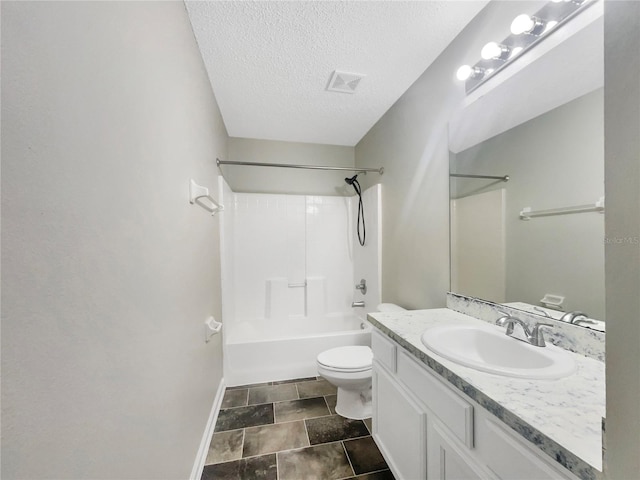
[190,377,226,480]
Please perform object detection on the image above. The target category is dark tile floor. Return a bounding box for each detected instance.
[201,377,395,480]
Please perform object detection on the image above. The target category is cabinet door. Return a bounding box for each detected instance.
[373,362,427,480]
[428,421,493,480]
[479,419,578,480]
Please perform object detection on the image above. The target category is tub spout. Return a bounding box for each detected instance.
[351,301,365,308]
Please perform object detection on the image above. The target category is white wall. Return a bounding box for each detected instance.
[452,89,605,319]
[225,137,355,196]
[604,1,640,477]
[1,2,227,479]
[225,192,354,334]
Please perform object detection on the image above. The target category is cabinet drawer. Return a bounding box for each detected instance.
[372,330,397,373]
[397,350,474,448]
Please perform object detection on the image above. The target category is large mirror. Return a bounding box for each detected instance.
[448,3,605,330]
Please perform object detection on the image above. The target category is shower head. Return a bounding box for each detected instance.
[345,174,358,185]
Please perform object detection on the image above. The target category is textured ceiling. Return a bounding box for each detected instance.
[185,1,489,146]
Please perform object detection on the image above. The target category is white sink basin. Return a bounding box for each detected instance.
[420,324,576,380]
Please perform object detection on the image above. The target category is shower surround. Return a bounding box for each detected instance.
[219,178,381,386]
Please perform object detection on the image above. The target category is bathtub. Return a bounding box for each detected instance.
[224,314,372,387]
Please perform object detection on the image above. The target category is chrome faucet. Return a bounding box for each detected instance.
[560,311,588,324]
[495,314,553,347]
[351,301,365,308]
[355,279,367,295]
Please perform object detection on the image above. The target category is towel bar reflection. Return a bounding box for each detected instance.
[189,179,223,216]
[520,197,604,220]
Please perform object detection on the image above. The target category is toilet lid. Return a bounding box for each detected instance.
[317,346,373,371]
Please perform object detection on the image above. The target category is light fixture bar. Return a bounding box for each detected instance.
[459,0,598,95]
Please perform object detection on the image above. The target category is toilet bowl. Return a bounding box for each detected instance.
[317,303,405,420]
[317,345,373,420]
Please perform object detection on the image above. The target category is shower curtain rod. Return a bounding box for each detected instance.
[216,158,384,175]
[450,173,509,182]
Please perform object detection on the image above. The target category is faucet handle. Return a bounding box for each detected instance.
[355,279,367,295]
[495,311,512,326]
[533,306,552,318]
[531,322,554,347]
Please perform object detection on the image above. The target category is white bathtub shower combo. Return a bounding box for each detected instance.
[219,177,382,387]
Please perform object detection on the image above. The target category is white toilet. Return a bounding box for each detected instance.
[317,303,405,420]
[317,345,373,420]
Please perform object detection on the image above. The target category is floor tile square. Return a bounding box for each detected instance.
[243,420,309,457]
[343,436,389,475]
[248,384,298,405]
[274,397,330,423]
[201,453,277,480]
[305,415,369,445]
[297,378,337,399]
[215,403,274,432]
[205,429,243,465]
[277,442,354,480]
[222,389,248,409]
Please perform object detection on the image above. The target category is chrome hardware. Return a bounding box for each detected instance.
[495,314,554,347]
[351,301,365,308]
[533,306,552,318]
[560,311,588,324]
[355,279,367,295]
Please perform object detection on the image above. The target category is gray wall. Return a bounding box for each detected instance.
[604,1,640,477]
[226,137,355,196]
[452,89,605,319]
[353,3,510,309]
[1,2,226,479]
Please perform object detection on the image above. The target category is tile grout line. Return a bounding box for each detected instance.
[339,440,357,479]
[302,416,311,447]
[240,428,246,463]
[322,394,331,414]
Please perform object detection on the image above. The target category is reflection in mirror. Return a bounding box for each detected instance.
[448,5,604,331]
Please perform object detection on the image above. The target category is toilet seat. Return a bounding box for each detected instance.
[317,346,373,373]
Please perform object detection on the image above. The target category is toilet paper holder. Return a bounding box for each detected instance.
[205,316,222,343]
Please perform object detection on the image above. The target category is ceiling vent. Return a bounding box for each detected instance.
[327,70,365,94]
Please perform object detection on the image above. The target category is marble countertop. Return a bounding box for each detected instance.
[367,308,605,480]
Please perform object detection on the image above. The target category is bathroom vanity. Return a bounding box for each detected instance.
[367,307,605,480]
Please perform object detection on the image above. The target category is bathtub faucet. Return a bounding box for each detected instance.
[351,301,365,308]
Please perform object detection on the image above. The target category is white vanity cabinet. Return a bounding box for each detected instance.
[371,329,580,480]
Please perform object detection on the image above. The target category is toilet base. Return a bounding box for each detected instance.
[335,386,372,420]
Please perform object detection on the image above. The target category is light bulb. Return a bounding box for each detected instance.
[544,20,558,32]
[456,65,484,81]
[456,65,473,81]
[481,42,509,60]
[510,46,524,58]
[511,14,535,35]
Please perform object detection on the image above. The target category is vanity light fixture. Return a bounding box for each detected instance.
[456,0,597,94]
